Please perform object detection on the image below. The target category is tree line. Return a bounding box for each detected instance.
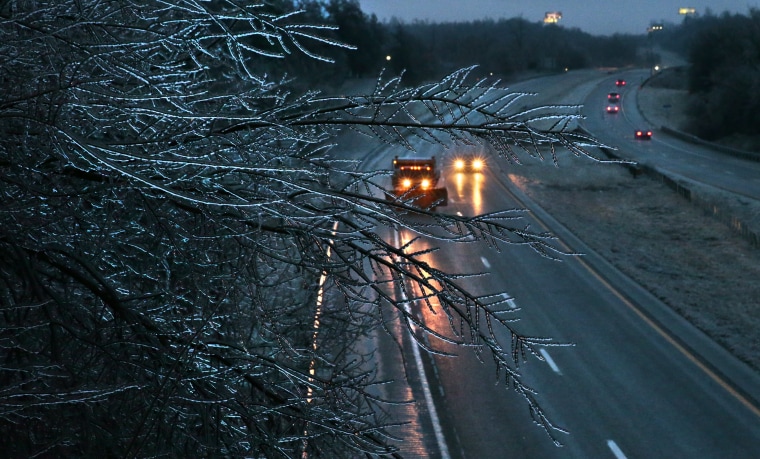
[273,0,647,87]
[652,8,760,143]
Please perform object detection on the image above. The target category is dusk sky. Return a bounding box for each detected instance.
[357,1,759,36]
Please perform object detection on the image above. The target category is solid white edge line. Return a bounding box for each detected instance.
[539,348,562,375]
[394,230,452,459]
[607,439,628,459]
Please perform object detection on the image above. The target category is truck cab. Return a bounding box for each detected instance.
[387,156,448,208]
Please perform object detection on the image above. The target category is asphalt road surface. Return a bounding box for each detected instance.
[351,70,760,458]
[583,69,760,201]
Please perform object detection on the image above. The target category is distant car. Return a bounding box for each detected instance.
[606,105,620,114]
[608,92,621,103]
[452,154,486,172]
[615,79,626,87]
[634,129,653,140]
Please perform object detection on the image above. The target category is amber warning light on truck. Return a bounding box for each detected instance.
[387,156,448,208]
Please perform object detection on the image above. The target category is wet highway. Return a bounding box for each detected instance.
[348,70,760,458]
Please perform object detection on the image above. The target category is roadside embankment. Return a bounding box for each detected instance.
[506,76,760,373]
[632,77,760,249]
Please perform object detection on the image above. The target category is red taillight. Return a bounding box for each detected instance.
[635,130,652,138]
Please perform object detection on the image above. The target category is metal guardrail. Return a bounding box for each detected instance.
[659,126,760,163]
[637,70,760,162]
[577,123,760,248]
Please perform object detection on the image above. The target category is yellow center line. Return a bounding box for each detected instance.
[497,172,760,419]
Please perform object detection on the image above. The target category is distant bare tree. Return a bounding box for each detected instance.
[685,9,760,140]
[0,1,600,457]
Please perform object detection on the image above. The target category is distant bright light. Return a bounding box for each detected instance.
[358,1,752,37]
[679,7,697,15]
[386,55,392,61]
[544,12,562,24]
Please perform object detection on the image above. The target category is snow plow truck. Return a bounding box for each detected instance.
[386,155,448,209]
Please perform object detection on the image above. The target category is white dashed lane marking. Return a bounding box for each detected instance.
[607,439,628,459]
[539,348,562,375]
[500,293,518,309]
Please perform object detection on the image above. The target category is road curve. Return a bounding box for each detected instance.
[336,69,760,457]
[582,69,760,202]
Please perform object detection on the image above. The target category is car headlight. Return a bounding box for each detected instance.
[472,159,483,170]
[420,179,431,189]
[402,178,412,188]
[454,159,465,170]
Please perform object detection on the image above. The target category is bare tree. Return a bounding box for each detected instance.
[0,1,602,457]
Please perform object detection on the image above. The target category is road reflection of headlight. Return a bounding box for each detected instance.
[473,171,483,215]
[421,179,430,189]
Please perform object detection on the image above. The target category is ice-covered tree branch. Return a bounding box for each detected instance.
[0,0,599,456]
